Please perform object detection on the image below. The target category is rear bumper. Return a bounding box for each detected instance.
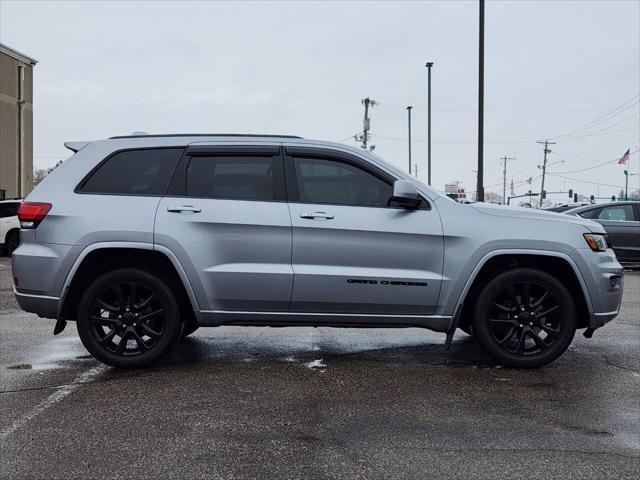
[14,287,60,319]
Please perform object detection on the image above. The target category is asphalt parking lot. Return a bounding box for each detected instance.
[0,256,638,479]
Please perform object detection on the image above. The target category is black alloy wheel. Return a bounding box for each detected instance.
[77,268,181,367]
[473,268,576,368]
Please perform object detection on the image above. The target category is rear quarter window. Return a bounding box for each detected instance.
[78,148,183,195]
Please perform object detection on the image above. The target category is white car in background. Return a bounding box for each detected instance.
[0,199,21,255]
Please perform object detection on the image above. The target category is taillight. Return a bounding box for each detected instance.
[18,202,52,228]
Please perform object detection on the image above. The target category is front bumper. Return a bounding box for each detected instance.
[572,248,624,329]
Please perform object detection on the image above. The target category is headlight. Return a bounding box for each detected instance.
[584,233,609,252]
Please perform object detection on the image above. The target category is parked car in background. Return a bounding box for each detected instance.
[544,202,590,213]
[12,134,624,369]
[565,201,640,265]
[0,199,21,255]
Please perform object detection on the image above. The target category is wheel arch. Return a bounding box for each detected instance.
[454,250,593,331]
[59,243,200,324]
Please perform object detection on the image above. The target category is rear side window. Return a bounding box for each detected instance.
[597,205,635,221]
[577,208,601,219]
[186,156,283,201]
[0,202,20,218]
[78,148,183,195]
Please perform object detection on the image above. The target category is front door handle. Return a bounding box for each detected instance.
[167,205,201,213]
[300,211,334,220]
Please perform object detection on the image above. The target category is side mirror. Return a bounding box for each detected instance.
[390,180,421,209]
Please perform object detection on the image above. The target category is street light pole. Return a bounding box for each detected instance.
[425,62,434,185]
[476,0,485,202]
[407,106,413,175]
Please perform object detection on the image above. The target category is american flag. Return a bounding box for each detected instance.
[526,177,532,184]
[618,148,630,165]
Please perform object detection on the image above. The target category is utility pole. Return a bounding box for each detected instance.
[476,0,485,202]
[501,156,516,205]
[425,62,434,185]
[407,106,413,175]
[537,140,556,208]
[356,97,377,151]
[624,170,629,201]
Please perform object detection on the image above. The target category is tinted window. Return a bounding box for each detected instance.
[0,202,19,218]
[598,205,635,221]
[577,208,601,219]
[79,148,183,195]
[186,156,281,201]
[293,157,392,207]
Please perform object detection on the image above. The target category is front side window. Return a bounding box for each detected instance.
[293,157,392,207]
[79,148,183,195]
[597,205,635,221]
[186,156,281,201]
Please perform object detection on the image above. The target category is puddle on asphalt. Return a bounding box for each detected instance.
[304,359,327,371]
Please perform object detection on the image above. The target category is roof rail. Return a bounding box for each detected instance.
[108,133,303,140]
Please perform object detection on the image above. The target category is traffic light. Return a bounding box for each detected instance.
[590,195,594,203]
[611,195,616,202]
[568,189,573,198]
[542,190,546,199]
[574,193,578,202]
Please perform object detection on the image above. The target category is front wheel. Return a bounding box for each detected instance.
[77,268,181,368]
[472,268,576,368]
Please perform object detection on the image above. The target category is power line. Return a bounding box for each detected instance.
[551,95,639,139]
[550,148,639,175]
[546,174,627,190]
[369,125,638,145]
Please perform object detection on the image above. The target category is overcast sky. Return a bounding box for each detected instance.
[1,0,639,200]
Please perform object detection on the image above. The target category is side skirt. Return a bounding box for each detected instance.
[198,310,452,332]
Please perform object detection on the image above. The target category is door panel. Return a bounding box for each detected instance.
[595,205,640,262]
[154,149,293,312]
[289,203,444,314]
[155,198,293,311]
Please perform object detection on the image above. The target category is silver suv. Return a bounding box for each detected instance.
[12,134,624,368]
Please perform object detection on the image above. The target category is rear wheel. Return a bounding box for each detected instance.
[472,268,576,368]
[77,268,181,368]
[5,230,19,254]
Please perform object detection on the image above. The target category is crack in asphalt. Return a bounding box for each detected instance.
[602,355,640,376]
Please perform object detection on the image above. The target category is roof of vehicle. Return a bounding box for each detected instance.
[108,133,303,140]
[564,201,639,215]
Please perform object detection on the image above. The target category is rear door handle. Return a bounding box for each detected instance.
[300,211,334,220]
[167,205,201,213]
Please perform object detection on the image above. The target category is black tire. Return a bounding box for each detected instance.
[5,230,20,255]
[179,322,199,340]
[472,268,576,368]
[77,268,181,368]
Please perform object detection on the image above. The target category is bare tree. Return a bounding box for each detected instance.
[33,160,64,187]
[484,191,503,204]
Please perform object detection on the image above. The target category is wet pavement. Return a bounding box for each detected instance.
[1,256,638,479]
